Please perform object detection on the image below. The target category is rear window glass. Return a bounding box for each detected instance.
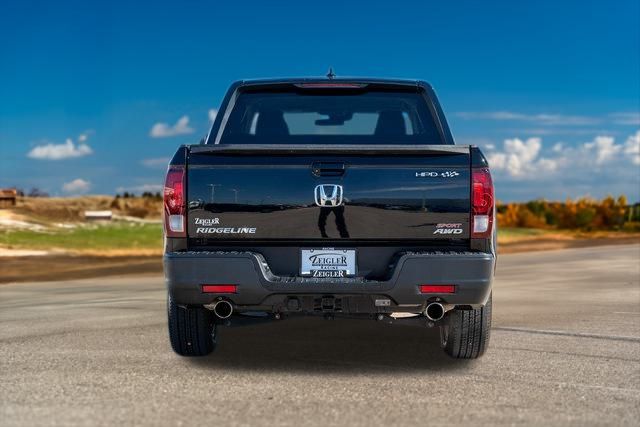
[217,88,443,144]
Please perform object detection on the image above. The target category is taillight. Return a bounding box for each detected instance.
[164,166,185,237]
[471,167,494,238]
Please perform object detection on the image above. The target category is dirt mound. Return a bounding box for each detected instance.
[11,196,162,223]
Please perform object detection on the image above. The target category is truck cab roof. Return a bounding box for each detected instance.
[230,77,433,89]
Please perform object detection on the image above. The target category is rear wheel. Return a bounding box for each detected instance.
[441,294,492,359]
[167,293,216,356]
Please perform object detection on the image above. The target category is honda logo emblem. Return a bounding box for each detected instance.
[314,184,344,207]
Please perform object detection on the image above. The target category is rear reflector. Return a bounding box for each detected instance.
[420,285,456,294]
[202,285,237,294]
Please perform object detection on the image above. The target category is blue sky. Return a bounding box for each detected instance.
[1,0,639,201]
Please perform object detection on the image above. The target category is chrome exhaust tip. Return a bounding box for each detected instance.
[425,302,445,322]
[213,300,233,319]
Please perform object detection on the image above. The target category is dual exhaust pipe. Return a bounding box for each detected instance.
[212,300,444,322]
[424,302,445,322]
[212,300,233,319]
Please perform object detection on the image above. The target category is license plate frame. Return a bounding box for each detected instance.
[300,248,357,278]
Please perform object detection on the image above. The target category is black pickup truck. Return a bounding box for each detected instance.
[163,77,495,359]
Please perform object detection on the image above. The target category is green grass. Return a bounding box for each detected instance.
[0,222,163,251]
[1,223,634,253]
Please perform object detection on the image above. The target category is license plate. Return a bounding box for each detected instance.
[300,248,356,278]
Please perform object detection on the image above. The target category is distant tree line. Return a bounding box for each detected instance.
[497,196,640,231]
[10,188,49,197]
[115,191,162,200]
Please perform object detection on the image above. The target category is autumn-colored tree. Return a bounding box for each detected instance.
[495,195,633,230]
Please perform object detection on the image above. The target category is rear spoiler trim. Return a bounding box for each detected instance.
[189,144,471,156]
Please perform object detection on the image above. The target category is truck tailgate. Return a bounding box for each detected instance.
[186,145,470,241]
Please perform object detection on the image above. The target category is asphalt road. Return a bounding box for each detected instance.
[1,245,639,426]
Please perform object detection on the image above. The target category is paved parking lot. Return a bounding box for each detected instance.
[1,245,639,426]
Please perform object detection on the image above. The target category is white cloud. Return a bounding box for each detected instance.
[624,130,640,165]
[486,137,557,177]
[208,109,218,122]
[457,111,640,128]
[116,184,163,194]
[505,128,619,136]
[610,112,640,126]
[76,129,94,142]
[62,178,91,194]
[488,131,640,181]
[456,111,600,126]
[584,136,620,164]
[141,157,170,168]
[536,158,558,172]
[27,137,93,160]
[150,115,194,138]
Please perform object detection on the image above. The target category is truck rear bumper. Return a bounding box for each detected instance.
[164,251,494,312]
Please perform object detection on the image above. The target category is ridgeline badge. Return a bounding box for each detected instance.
[194,217,256,234]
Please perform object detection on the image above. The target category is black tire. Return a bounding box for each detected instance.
[167,293,216,356]
[441,293,492,359]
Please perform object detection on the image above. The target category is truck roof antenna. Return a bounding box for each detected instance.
[326,67,336,79]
